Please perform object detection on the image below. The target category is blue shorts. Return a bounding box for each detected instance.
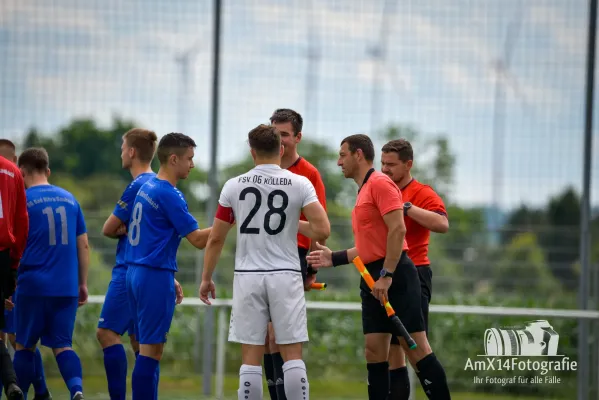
[15,294,78,349]
[126,265,175,345]
[2,308,15,334]
[98,266,135,336]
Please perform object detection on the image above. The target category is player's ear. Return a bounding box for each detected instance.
[46,168,51,178]
[250,148,256,161]
[295,131,302,143]
[279,144,284,157]
[406,160,413,169]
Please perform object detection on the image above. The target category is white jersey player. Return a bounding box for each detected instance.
[200,124,330,400]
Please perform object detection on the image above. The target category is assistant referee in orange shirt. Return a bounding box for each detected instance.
[307,134,451,400]
[381,139,449,399]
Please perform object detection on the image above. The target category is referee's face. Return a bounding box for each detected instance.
[381,151,407,184]
[337,143,357,178]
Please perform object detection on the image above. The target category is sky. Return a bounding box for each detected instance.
[0,0,598,210]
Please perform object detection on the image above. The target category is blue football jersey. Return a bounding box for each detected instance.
[124,177,199,271]
[18,185,87,297]
[112,172,155,269]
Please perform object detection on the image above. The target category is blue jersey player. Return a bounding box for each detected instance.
[125,133,211,400]
[14,148,89,400]
[96,128,164,400]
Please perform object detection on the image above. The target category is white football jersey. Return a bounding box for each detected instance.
[219,164,319,273]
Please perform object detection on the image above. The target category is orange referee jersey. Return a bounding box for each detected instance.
[287,157,327,250]
[352,170,409,265]
[401,179,447,266]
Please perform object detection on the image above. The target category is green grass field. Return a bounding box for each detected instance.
[34,375,549,400]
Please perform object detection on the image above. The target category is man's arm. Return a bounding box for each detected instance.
[309,170,327,249]
[102,214,126,238]
[407,186,448,233]
[298,199,330,242]
[77,233,90,288]
[186,227,212,250]
[10,172,29,269]
[381,209,407,274]
[201,219,233,283]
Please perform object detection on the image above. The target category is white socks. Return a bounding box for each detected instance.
[283,359,309,400]
[238,364,263,400]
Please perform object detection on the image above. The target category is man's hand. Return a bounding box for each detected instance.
[199,280,216,305]
[78,285,88,307]
[372,277,392,305]
[4,297,14,311]
[303,273,317,291]
[305,242,333,269]
[116,223,127,237]
[174,278,184,304]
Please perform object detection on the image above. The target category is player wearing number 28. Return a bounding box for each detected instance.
[200,124,330,400]
[124,133,211,400]
[15,147,89,400]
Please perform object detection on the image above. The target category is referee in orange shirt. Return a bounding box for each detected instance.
[263,109,327,400]
[307,134,450,400]
[381,139,449,399]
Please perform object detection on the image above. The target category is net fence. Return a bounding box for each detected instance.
[1,0,598,399]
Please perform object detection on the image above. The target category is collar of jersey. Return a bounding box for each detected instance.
[253,164,281,170]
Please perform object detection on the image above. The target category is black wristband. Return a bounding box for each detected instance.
[307,265,317,275]
[331,250,349,267]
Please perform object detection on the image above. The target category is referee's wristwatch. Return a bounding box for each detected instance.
[380,268,394,279]
[403,202,412,216]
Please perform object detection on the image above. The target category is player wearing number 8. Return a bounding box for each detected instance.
[200,124,330,400]
[15,148,89,400]
[124,133,211,400]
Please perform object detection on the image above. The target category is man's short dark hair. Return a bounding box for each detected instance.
[248,124,281,157]
[381,139,413,162]
[0,139,16,151]
[18,147,49,173]
[157,133,197,164]
[270,108,303,136]
[340,134,375,162]
[123,128,158,163]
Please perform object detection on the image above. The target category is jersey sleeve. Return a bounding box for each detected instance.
[417,186,447,216]
[163,189,200,237]
[112,183,138,223]
[300,177,319,208]
[76,202,87,236]
[372,176,403,216]
[309,170,327,211]
[10,171,29,268]
[218,179,233,208]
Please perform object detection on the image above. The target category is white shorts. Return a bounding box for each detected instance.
[228,272,308,345]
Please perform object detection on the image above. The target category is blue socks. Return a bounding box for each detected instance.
[13,350,36,397]
[56,350,83,398]
[103,344,127,400]
[135,351,160,399]
[32,348,48,395]
[132,355,158,400]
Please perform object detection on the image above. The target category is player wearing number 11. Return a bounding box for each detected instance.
[15,148,89,400]
[125,133,211,400]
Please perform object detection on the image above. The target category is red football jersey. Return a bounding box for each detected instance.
[0,156,29,269]
[287,157,327,250]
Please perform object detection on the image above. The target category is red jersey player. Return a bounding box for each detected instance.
[0,139,27,400]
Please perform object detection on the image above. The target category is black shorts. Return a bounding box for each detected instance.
[0,249,16,330]
[390,265,432,345]
[361,253,425,336]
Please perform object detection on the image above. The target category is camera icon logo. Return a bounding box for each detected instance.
[484,320,560,356]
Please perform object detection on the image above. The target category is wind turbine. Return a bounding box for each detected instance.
[490,4,527,236]
[367,0,407,136]
[304,0,320,134]
[174,39,203,134]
